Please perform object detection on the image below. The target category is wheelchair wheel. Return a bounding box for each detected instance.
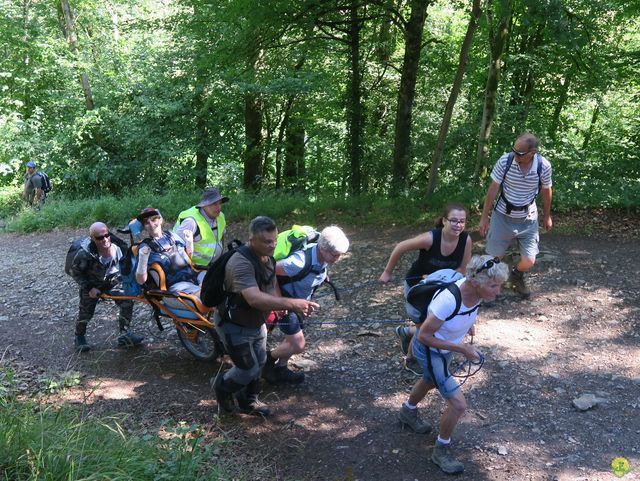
[176,324,223,362]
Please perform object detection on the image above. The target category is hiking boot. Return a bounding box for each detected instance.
[261,353,278,383]
[236,379,271,416]
[509,267,531,299]
[210,375,236,415]
[395,326,411,355]
[265,365,305,385]
[75,335,91,353]
[431,443,464,474]
[236,392,271,416]
[403,357,423,376]
[398,404,431,434]
[117,331,145,347]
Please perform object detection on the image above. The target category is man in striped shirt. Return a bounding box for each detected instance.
[478,133,553,298]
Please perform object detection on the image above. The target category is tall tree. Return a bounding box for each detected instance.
[391,0,430,192]
[474,0,512,180]
[243,42,264,190]
[59,0,94,110]
[427,0,483,195]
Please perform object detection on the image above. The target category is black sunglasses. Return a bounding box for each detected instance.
[476,257,500,275]
[93,233,111,241]
[512,147,532,156]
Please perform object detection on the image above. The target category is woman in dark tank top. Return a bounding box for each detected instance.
[379,203,473,374]
[379,203,472,286]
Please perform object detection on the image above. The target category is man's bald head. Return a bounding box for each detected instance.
[515,133,539,152]
[89,222,108,237]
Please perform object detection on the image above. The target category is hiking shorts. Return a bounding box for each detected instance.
[486,211,539,260]
[403,281,422,324]
[279,312,304,336]
[412,340,458,400]
[214,313,267,385]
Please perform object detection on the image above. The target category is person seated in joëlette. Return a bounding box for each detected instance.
[134,208,201,296]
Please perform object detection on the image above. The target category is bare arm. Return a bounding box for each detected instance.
[540,186,553,231]
[241,286,319,318]
[457,235,473,274]
[379,232,433,283]
[417,312,481,361]
[479,181,501,237]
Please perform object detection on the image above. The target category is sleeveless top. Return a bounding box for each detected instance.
[405,229,468,287]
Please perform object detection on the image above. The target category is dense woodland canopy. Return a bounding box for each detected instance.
[1,0,638,209]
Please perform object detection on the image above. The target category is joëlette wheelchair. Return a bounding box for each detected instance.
[101,223,224,362]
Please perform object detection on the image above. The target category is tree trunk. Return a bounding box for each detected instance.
[474,0,512,180]
[582,102,600,151]
[427,0,482,196]
[194,100,209,189]
[548,72,572,142]
[284,113,305,191]
[347,0,363,195]
[243,45,264,190]
[60,0,94,110]
[391,0,430,192]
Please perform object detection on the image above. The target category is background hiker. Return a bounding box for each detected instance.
[379,203,472,375]
[22,160,45,209]
[209,216,319,417]
[263,225,350,385]
[398,255,508,474]
[67,222,142,352]
[478,132,553,299]
[135,207,201,295]
[174,187,229,267]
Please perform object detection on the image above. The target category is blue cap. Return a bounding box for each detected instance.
[26,161,36,168]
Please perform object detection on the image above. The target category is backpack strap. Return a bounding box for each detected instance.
[278,248,326,288]
[442,283,463,321]
[497,152,543,214]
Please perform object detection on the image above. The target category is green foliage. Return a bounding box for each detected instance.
[0,369,224,481]
[0,0,638,211]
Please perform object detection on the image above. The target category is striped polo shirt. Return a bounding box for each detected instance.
[491,152,552,219]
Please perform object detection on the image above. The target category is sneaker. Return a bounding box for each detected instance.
[431,443,464,474]
[403,357,423,376]
[74,335,91,353]
[210,375,236,415]
[117,331,145,347]
[398,404,431,434]
[509,267,531,299]
[395,326,411,355]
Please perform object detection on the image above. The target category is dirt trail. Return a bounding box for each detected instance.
[1,217,639,481]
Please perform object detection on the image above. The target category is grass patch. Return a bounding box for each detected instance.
[1,190,448,233]
[0,395,225,481]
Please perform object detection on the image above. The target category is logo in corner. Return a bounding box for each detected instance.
[611,457,630,478]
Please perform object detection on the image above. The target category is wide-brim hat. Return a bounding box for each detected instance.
[196,187,229,207]
[136,207,162,223]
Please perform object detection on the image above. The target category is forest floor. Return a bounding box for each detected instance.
[1,211,640,481]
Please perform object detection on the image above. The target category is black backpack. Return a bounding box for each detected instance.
[38,171,52,193]
[64,238,85,275]
[405,269,479,323]
[200,243,272,309]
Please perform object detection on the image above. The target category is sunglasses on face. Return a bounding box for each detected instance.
[476,257,500,275]
[93,233,111,241]
[512,147,532,157]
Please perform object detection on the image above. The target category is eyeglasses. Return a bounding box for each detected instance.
[475,257,500,275]
[447,218,466,226]
[512,147,532,157]
[93,233,111,241]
